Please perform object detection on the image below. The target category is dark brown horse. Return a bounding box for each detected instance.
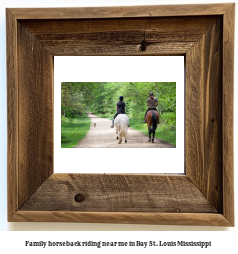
[145,110,160,142]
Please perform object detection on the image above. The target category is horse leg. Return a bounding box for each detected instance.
[152,131,155,143]
[147,122,151,142]
[116,126,119,139]
[118,135,122,144]
[148,128,151,142]
[118,128,122,144]
[125,131,127,143]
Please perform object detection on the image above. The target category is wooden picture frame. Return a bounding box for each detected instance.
[7,3,234,226]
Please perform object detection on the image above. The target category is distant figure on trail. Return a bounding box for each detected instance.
[111,96,127,128]
[143,92,158,123]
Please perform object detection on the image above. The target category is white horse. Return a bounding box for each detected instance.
[114,114,129,144]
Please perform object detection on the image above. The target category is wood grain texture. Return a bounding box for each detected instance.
[20,174,217,213]
[19,17,218,56]
[222,4,235,226]
[37,41,193,56]
[186,18,223,212]
[18,23,54,208]
[20,16,218,34]
[6,9,18,221]
[8,3,233,19]
[11,211,232,226]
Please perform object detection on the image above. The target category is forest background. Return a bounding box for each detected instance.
[61,82,176,147]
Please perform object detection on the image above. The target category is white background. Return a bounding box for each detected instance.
[0,0,237,252]
[54,56,184,173]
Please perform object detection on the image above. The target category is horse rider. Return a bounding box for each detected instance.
[111,96,126,128]
[143,92,158,123]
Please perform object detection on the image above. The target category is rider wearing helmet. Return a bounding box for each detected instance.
[143,92,158,123]
[110,96,126,128]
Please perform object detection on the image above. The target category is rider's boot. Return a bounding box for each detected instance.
[110,119,114,128]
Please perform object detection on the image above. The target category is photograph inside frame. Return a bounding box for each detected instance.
[61,82,176,148]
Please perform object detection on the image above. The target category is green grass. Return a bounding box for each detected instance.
[94,113,176,146]
[129,119,176,146]
[61,116,91,148]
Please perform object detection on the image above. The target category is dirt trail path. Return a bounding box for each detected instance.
[74,113,175,148]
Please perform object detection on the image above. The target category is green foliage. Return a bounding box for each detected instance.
[61,82,89,117]
[157,112,176,145]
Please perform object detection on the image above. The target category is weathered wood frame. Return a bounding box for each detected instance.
[7,4,234,226]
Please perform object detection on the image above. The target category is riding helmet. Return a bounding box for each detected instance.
[149,92,153,96]
[119,96,123,101]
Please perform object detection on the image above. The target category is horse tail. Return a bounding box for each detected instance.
[152,112,157,131]
[120,115,128,137]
